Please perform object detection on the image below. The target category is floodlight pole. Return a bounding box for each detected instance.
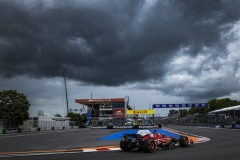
[152,104,155,125]
[63,68,69,115]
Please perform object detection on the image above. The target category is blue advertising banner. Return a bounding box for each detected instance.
[86,112,91,118]
[153,103,208,108]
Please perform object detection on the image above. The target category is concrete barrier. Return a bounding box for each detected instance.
[107,125,113,129]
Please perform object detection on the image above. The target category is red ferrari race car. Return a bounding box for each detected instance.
[120,130,193,153]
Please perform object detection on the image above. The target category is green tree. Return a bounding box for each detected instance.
[168,109,179,116]
[81,113,87,124]
[179,109,188,117]
[67,112,82,124]
[55,114,62,117]
[188,107,208,115]
[187,98,240,115]
[208,98,240,112]
[0,90,30,122]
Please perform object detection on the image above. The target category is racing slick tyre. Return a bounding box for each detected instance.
[179,136,189,147]
[142,139,156,153]
[120,137,132,151]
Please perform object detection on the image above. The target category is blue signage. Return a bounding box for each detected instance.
[153,103,208,108]
[86,112,91,118]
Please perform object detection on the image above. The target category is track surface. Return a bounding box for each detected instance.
[0,125,239,160]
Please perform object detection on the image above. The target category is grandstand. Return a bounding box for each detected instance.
[75,96,132,125]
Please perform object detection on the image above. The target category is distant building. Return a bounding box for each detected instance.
[37,110,45,116]
[31,116,70,130]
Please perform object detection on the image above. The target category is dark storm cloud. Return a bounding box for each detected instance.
[0,0,240,88]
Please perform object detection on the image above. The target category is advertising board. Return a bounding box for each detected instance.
[127,110,154,115]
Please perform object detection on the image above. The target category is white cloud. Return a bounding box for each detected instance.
[133,20,240,102]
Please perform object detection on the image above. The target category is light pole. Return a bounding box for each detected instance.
[63,68,69,115]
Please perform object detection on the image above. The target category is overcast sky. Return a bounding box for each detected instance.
[0,0,240,117]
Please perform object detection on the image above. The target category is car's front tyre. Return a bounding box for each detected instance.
[179,136,189,147]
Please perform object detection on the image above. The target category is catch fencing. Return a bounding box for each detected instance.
[0,120,21,133]
[0,120,72,133]
[87,116,159,127]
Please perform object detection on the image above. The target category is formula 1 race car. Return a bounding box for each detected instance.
[120,130,193,153]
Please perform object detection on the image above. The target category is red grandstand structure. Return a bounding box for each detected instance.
[75,97,131,124]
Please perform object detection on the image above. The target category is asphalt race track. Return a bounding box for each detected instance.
[0,125,240,160]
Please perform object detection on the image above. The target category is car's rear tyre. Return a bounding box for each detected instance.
[179,136,189,147]
[142,139,156,153]
[120,137,132,151]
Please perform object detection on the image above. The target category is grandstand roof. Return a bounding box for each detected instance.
[75,98,125,105]
[209,105,240,113]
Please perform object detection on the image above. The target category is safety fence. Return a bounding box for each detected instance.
[87,116,157,127]
[1,114,238,133]
[0,120,21,133]
[0,120,20,129]
[0,120,74,133]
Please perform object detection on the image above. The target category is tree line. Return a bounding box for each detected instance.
[1,90,240,123]
[0,90,87,124]
[168,98,240,117]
